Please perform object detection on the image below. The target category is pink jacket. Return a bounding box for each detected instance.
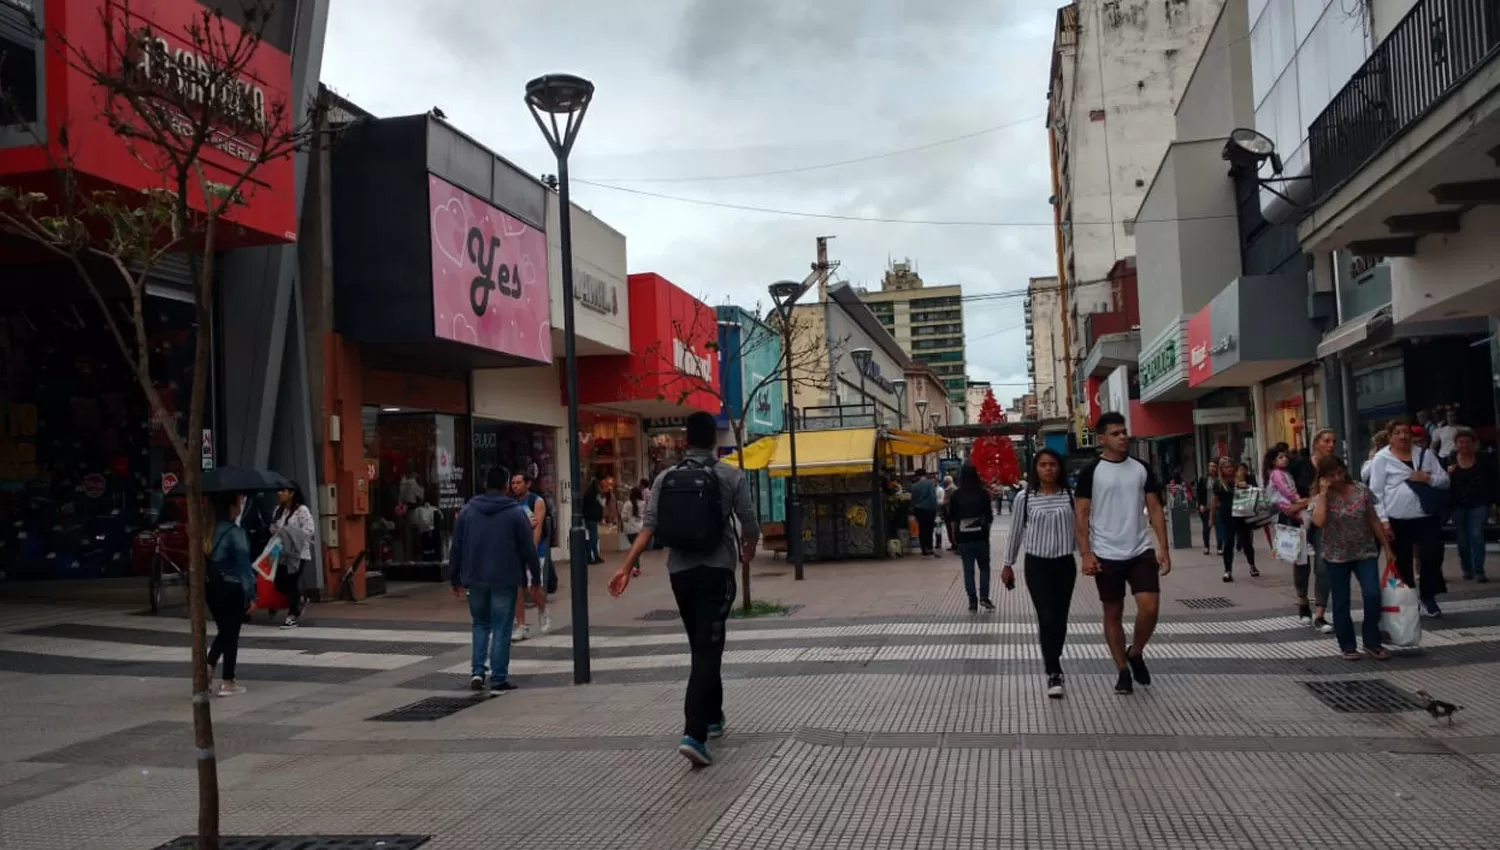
[1268,468,1299,510]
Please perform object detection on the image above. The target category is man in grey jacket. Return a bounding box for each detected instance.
[450,465,540,693]
[608,412,759,767]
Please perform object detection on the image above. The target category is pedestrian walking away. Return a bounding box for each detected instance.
[1447,427,1495,583]
[450,466,539,693]
[510,472,552,642]
[205,492,255,697]
[944,463,996,613]
[622,484,647,576]
[1296,429,1337,632]
[941,474,959,552]
[268,485,315,628]
[610,412,759,769]
[1075,412,1171,696]
[1310,455,1395,661]
[1003,448,1077,699]
[1366,417,1450,616]
[909,469,940,557]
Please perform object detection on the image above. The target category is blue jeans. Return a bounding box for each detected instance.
[1326,557,1382,654]
[467,583,519,681]
[1453,505,1488,578]
[957,540,992,602]
[585,519,601,561]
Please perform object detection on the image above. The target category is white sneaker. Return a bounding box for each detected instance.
[1298,615,1313,626]
[540,613,553,635]
[511,624,530,643]
[217,683,246,697]
[281,617,299,629]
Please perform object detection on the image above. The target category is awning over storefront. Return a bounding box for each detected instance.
[768,428,878,478]
[884,429,948,457]
[719,435,778,470]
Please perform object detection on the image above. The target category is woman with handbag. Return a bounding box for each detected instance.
[1366,417,1450,616]
[269,486,315,628]
[1209,457,1257,581]
[1310,455,1395,661]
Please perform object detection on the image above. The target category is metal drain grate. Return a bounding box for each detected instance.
[637,609,681,622]
[1302,679,1424,714]
[368,696,487,722]
[1178,596,1236,610]
[154,837,431,850]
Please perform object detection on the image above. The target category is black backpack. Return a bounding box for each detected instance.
[652,457,728,553]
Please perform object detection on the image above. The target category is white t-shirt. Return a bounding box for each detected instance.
[1075,455,1160,561]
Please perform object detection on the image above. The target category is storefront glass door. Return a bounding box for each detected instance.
[361,407,470,568]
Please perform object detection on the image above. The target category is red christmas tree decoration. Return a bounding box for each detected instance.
[970,389,1020,486]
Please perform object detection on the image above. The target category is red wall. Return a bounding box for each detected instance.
[573,273,721,412]
[1129,400,1195,439]
[1085,259,1141,346]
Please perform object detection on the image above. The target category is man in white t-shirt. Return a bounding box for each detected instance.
[1074,411,1171,696]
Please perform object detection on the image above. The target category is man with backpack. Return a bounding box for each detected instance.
[608,412,759,768]
[510,472,551,641]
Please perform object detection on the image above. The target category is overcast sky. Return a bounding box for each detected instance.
[322,0,1063,401]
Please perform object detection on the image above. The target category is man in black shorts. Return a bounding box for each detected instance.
[1074,411,1171,694]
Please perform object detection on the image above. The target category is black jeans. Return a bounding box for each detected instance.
[1221,517,1255,574]
[273,565,304,618]
[1024,554,1076,676]
[1198,510,1211,549]
[670,566,736,743]
[1390,515,1447,600]
[206,581,246,680]
[914,508,937,554]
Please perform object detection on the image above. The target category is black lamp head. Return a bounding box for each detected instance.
[525,74,595,115]
[768,280,803,307]
[850,347,873,371]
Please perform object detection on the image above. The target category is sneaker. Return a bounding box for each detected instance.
[1249,566,1260,578]
[1314,617,1334,635]
[490,680,516,693]
[1462,572,1475,581]
[1478,575,1490,584]
[1202,548,1210,555]
[1125,646,1151,686]
[511,624,531,643]
[968,600,979,612]
[631,567,642,578]
[280,617,299,629]
[1114,669,1134,695]
[469,675,485,691]
[1421,599,1442,618]
[1222,572,1233,583]
[541,613,553,635]
[1297,604,1313,626]
[217,683,246,697]
[979,598,995,611]
[707,718,727,739]
[1046,674,1065,699]
[677,736,712,767]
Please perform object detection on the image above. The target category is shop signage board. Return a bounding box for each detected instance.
[1139,337,1178,390]
[161,472,178,495]
[1186,307,1214,387]
[575,270,618,316]
[428,174,552,363]
[200,429,214,470]
[1104,366,1131,433]
[1192,407,1247,426]
[643,417,689,431]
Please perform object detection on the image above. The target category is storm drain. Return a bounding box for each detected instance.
[1303,679,1423,714]
[154,837,430,850]
[637,609,681,622]
[1178,596,1236,610]
[368,696,487,722]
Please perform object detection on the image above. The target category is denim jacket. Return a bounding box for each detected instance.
[209,520,256,602]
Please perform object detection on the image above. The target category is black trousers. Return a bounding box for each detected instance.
[1390,515,1447,600]
[1221,517,1255,574]
[914,508,937,554]
[206,581,245,680]
[1024,554,1076,676]
[670,566,736,743]
[273,565,304,618]
[1198,511,1211,549]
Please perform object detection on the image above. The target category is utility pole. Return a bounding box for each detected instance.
[814,236,837,301]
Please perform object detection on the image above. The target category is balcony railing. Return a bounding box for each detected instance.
[1308,0,1500,204]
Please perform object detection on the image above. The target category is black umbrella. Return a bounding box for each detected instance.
[169,466,295,496]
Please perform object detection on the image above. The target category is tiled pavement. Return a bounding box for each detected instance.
[4,532,1500,848]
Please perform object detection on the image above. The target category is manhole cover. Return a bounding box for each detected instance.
[753,571,788,578]
[368,696,487,722]
[637,609,681,622]
[1179,596,1236,610]
[154,838,430,850]
[1302,679,1423,714]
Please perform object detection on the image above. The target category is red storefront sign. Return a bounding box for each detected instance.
[1186,306,1213,387]
[573,273,720,413]
[0,0,296,248]
[1085,376,1104,427]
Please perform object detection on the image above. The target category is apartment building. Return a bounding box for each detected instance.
[1047,0,1222,435]
[860,260,968,402]
[1024,275,1069,427]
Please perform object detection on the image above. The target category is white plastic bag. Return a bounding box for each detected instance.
[1380,565,1422,647]
[1273,523,1306,564]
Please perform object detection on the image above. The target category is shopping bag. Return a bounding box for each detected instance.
[1231,486,1263,518]
[1379,563,1422,647]
[1272,523,1305,564]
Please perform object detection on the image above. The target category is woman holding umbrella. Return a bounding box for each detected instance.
[205,491,255,696]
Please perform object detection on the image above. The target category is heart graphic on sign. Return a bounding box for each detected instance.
[519,253,537,288]
[451,313,479,344]
[431,197,468,268]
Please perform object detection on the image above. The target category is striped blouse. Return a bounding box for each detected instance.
[1002,489,1077,566]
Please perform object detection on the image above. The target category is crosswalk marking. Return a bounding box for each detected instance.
[0,634,430,670]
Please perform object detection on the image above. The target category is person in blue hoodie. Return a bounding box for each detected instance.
[450,465,540,693]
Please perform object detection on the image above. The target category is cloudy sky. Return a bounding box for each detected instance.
[322,0,1063,401]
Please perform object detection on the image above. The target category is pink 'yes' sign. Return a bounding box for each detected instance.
[429,174,552,362]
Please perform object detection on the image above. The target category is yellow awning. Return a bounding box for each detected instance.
[885,429,948,457]
[768,428,877,478]
[719,435,778,470]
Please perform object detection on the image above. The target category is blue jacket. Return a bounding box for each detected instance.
[208,521,255,602]
[449,492,539,589]
[909,478,938,511]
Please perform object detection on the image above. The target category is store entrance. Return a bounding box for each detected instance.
[361,406,470,578]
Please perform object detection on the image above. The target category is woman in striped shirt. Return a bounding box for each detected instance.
[1003,448,1078,699]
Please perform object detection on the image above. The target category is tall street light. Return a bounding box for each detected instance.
[525,73,595,685]
[768,280,806,581]
[850,347,873,427]
[891,378,906,430]
[915,399,929,431]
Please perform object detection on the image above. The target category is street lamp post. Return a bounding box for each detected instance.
[891,379,906,430]
[850,347,873,427]
[915,399,929,431]
[769,280,806,581]
[525,73,595,685]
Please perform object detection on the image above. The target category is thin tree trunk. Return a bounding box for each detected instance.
[734,420,752,613]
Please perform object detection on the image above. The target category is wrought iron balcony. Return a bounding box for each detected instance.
[1309,0,1500,205]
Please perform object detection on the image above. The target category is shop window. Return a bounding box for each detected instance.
[472,419,557,503]
[362,407,470,567]
[0,32,40,129]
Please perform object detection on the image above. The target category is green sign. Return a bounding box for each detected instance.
[1140,338,1178,388]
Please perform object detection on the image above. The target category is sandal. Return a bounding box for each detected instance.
[1341,651,1363,661]
[1367,648,1390,661]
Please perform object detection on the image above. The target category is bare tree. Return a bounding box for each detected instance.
[636,298,845,611]
[0,3,322,847]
